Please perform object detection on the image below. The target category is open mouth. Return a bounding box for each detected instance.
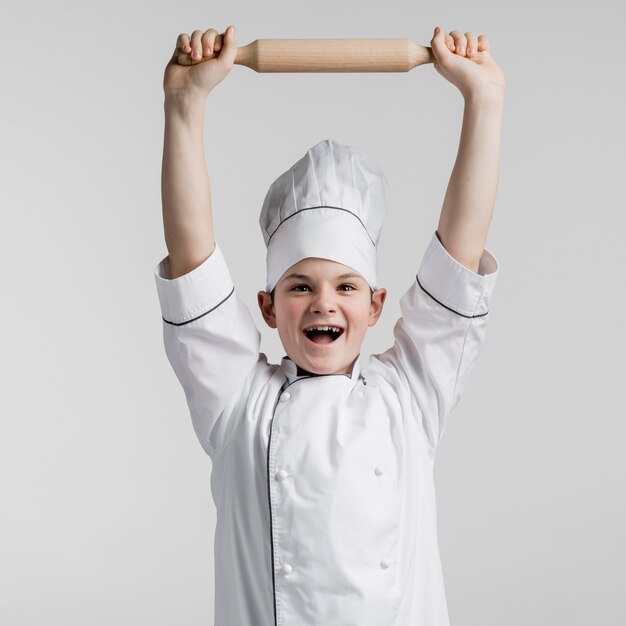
[303,326,345,345]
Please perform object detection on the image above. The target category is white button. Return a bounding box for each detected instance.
[280,392,291,402]
[282,563,293,574]
[374,466,384,476]
[380,559,391,569]
[276,469,289,481]
[357,390,364,399]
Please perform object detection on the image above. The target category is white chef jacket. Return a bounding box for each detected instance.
[153,229,499,626]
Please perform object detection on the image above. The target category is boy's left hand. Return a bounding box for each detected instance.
[430,26,506,99]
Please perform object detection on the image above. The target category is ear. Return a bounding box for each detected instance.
[368,287,387,327]
[257,290,277,329]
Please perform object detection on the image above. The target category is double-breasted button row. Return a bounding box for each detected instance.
[273,383,390,576]
[275,391,292,578]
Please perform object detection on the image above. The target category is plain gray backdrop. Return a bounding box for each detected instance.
[2,1,624,624]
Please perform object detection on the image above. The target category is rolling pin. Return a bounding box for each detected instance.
[176,38,441,72]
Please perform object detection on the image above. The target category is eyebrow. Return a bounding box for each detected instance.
[283,272,363,282]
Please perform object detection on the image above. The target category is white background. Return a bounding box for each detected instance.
[1,1,624,624]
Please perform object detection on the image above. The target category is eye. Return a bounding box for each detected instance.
[290,284,356,293]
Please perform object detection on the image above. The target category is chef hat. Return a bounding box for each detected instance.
[259,138,389,293]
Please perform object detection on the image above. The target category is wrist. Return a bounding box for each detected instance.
[463,86,505,107]
[164,88,210,116]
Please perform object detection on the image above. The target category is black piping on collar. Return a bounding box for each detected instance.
[282,355,360,386]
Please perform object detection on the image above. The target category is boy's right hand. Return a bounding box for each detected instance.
[163,25,237,98]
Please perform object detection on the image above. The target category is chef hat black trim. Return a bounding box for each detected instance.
[266,205,376,248]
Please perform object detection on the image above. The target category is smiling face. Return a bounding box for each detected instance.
[257,257,387,376]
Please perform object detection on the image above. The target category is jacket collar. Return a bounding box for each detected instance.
[280,354,362,385]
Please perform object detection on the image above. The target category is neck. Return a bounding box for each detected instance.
[295,357,356,378]
[296,365,322,377]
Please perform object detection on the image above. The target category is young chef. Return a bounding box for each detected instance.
[154,24,505,626]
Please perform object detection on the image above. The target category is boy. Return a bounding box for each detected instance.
[154,24,505,626]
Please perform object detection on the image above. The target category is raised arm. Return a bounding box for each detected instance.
[371,27,504,451]
[155,26,264,459]
[161,25,237,279]
[429,26,506,272]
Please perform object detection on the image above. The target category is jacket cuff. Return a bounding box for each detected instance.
[417,230,500,317]
[153,243,234,325]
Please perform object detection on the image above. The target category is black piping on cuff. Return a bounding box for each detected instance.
[153,242,235,325]
[415,230,500,317]
[162,286,235,326]
[415,274,489,318]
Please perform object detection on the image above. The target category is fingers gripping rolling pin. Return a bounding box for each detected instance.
[177,38,437,72]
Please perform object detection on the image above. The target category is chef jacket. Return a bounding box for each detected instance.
[153,229,499,626]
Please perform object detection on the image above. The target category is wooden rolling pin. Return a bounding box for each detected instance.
[176,38,440,72]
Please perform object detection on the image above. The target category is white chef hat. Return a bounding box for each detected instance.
[259,138,389,293]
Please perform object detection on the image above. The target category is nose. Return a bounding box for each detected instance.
[309,285,337,314]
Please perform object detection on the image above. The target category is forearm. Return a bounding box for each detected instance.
[161,92,215,279]
[437,90,504,273]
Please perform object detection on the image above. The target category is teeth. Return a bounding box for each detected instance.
[306,326,342,333]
